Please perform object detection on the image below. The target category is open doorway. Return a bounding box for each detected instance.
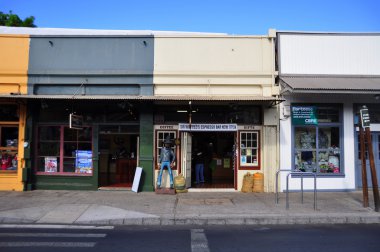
[191,132,235,188]
[98,129,138,188]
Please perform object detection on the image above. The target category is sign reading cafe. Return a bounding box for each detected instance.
[292,106,318,125]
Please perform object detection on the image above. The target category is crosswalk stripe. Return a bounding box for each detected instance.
[0,242,96,247]
[191,229,210,252]
[0,224,114,230]
[0,233,106,238]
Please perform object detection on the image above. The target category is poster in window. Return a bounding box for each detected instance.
[246,149,252,156]
[217,159,222,166]
[241,156,247,164]
[45,157,57,172]
[223,158,230,168]
[75,150,93,174]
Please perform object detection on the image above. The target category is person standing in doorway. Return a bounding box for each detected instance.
[194,149,205,184]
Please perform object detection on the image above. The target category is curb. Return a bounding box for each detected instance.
[2,216,380,226]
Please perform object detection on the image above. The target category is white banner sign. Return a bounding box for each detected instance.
[178,123,237,132]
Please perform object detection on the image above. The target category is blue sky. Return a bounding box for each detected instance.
[2,0,379,34]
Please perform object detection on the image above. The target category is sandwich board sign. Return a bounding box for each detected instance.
[132,167,143,193]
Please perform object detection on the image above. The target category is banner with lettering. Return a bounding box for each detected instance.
[291,106,318,125]
[178,123,238,131]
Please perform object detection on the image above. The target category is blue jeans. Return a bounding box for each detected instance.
[157,161,173,188]
[195,163,204,183]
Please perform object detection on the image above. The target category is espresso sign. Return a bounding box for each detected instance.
[178,123,237,132]
[292,106,318,125]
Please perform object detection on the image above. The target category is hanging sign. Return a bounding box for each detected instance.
[360,107,370,128]
[178,123,237,131]
[292,106,318,125]
[70,113,83,129]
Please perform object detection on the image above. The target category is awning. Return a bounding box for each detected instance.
[280,76,380,94]
[0,94,284,102]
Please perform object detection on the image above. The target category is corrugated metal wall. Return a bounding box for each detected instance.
[279,34,380,75]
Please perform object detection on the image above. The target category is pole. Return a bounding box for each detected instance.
[359,125,369,207]
[365,127,380,212]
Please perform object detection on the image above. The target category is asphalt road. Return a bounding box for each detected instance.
[0,224,379,252]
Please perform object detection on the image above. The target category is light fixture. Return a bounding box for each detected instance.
[375,94,380,100]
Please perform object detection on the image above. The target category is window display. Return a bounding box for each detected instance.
[0,125,18,172]
[36,125,92,175]
[293,105,342,175]
[240,131,259,167]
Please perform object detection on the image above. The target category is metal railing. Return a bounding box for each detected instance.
[275,169,317,210]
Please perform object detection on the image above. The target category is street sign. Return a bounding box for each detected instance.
[360,107,370,128]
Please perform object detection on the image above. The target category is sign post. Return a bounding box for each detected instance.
[360,105,380,212]
[359,116,369,207]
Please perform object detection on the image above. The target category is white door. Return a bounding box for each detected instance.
[181,132,192,188]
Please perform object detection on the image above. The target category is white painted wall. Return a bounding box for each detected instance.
[279,96,357,191]
[279,34,380,75]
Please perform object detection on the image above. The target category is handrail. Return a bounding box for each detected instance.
[275,169,317,210]
[275,169,291,204]
[286,172,317,210]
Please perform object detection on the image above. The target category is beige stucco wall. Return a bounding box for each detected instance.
[154,34,278,97]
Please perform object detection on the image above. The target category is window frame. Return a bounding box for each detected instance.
[292,104,344,176]
[35,124,93,176]
[238,130,260,170]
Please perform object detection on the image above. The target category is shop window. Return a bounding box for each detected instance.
[239,131,259,167]
[292,105,343,175]
[0,125,18,172]
[36,125,93,175]
[156,131,176,168]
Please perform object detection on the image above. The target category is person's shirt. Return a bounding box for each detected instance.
[194,152,204,164]
[160,147,175,163]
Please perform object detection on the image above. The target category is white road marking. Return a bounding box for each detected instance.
[0,232,106,238]
[0,242,96,247]
[191,229,210,252]
[0,224,114,229]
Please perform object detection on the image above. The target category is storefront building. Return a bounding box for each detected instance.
[278,32,380,191]
[152,30,281,192]
[0,33,29,191]
[0,27,281,192]
[20,28,156,191]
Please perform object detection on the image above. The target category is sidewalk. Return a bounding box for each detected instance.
[0,190,379,226]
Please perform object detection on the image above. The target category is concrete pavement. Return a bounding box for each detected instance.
[0,190,379,225]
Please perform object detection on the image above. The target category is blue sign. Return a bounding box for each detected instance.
[75,150,92,174]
